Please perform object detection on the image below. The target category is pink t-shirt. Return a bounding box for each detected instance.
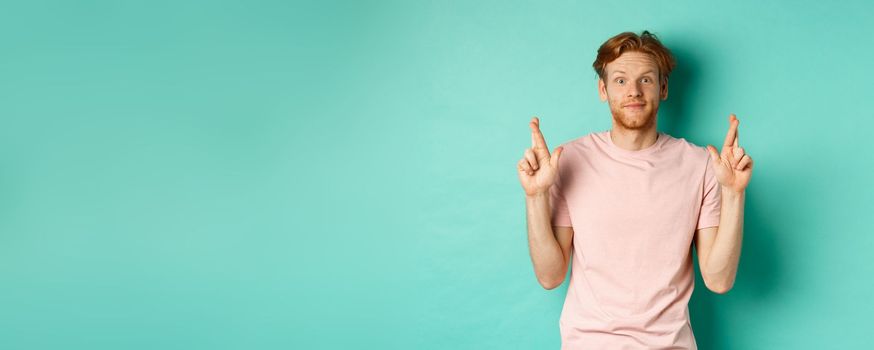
[549,130,721,349]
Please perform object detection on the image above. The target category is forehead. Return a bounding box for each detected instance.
[605,52,659,76]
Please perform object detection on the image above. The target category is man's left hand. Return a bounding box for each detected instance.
[707,113,754,194]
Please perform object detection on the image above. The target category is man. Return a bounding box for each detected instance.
[516,31,753,349]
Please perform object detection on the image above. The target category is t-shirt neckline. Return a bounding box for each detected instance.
[604,129,667,156]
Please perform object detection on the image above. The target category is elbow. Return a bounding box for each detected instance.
[702,268,736,294]
[704,278,734,294]
[707,284,732,294]
[538,277,564,290]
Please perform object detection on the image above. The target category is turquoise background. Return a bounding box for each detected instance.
[1,0,872,348]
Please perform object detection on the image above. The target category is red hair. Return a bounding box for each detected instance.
[592,30,676,84]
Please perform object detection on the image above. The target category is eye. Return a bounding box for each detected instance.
[616,78,625,84]
[642,77,652,83]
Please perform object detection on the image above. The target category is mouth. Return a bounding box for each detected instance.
[623,103,645,109]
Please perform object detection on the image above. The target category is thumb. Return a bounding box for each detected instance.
[706,145,720,163]
[551,146,563,168]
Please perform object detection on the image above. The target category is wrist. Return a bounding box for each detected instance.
[525,191,550,201]
[720,186,745,200]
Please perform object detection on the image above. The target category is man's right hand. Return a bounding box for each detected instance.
[518,116,564,197]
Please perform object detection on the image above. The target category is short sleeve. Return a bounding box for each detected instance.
[549,153,573,227]
[697,154,722,230]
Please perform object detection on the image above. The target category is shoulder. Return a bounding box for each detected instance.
[660,133,716,182]
[551,131,606,180]
[661,133,711,162]
[556,130,608,153]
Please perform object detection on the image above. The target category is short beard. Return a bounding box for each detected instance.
[610,104,657,131]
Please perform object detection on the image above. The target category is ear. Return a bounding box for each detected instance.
[598,78,608,101]
[660,77,669,100]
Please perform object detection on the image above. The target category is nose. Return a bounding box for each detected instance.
[627,81,642,98]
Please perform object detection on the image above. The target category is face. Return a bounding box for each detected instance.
[598,51,668,131]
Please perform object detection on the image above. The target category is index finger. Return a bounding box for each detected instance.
[530,116,549,150]
[723,113,739,148]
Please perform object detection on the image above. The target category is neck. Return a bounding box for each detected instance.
[609,124,659,151]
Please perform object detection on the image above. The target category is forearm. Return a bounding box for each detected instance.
[704,188,745,291]
[525,192,566,288]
